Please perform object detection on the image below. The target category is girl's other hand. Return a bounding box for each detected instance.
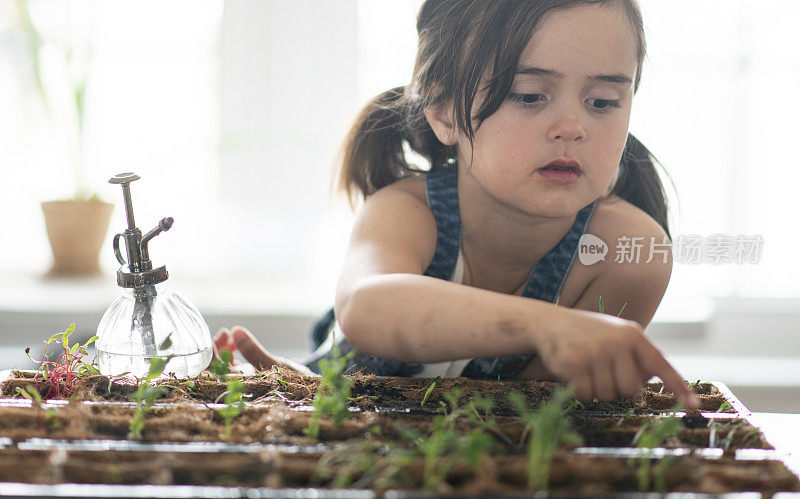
[212,326,314,376]
[537,309,700,410]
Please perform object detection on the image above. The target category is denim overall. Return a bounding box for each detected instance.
[304,164,598,379]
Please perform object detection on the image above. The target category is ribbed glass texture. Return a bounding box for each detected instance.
[95,284,212,378]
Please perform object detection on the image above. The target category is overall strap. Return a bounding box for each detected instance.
[520,200,599,302]
[423,165,462,280]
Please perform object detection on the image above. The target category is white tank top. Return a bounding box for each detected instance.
[413,251,472,378]
[325,251,472,378]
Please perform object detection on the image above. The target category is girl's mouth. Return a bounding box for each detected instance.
[537,159,582,182]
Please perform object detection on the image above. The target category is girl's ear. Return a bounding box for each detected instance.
[424,102,458,146]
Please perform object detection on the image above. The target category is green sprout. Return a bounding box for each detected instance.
[14,385,43,405]
[314,388,500,491]
[709,419,761,450]
[420,376,439,407]
[24,324,102,398]
[598,295,628,317]
[209,349,248,440]
[303,341,355,440]
[629,406,683,492]
[616,407,636,426]
[508,386,583,491]
[412,388,495,490]
[128,335,174,439]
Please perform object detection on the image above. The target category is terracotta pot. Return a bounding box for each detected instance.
[41,199,114,275]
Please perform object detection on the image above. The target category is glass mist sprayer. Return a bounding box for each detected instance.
[95,172,213,378]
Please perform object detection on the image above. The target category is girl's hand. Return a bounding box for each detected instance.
[536,309,700,409]
[212,326,314,375]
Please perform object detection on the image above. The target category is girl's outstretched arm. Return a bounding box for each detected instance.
[335,182,698,408]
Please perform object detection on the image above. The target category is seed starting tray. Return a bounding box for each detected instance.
[0,369,798,498]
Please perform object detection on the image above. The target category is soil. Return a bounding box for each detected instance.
[0,369,797,496]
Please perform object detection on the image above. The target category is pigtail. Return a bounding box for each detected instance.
[336,86,451,206]
[611,134,673,241]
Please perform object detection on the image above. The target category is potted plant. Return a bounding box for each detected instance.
[17,1,113,276]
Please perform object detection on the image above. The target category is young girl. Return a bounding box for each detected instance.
[216,0,699,409]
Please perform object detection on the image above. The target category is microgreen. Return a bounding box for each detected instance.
[412,388,495,490]
[210,349,249,440]
[24,324,103,398]
[304,341,355,440]
[14,385,43,405]
[598,295,628,317]
[616,407,636,426]
[420,376,439,407]
[509,386,583,491]
[629,405,683,492]
[128,334,173,439]
[709,419,761,450]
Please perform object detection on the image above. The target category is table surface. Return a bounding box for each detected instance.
[751,412,800,480]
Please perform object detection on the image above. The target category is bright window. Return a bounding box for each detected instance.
[1,0,796,321]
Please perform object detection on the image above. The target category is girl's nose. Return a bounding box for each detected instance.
[547,115,586,143]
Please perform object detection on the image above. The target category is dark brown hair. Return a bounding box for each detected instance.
[337,0,673,240]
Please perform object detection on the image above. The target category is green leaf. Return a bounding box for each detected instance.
[158,334,173,351]
[147,357,168,381]
[15,386,32,400]
[421,377,438,407]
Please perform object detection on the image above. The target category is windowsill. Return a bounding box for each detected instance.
[0,270,332,316]
[0,270,330,369]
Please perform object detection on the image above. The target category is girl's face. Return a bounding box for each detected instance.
[459,2,638,218]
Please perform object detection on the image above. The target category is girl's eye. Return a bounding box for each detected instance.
[587,98,621,111]
[507,93,546,105]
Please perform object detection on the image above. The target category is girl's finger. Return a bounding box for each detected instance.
[231,326,282,372]
[612,353,642,399]
[212,328,234,360]
[568,372,593,402]
[635,341,699,410]
[591,360,615,401]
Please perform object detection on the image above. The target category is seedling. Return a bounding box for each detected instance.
[304,341,355,440]
[413,388,495,489]
[616,407,636,426]
[316,438,414,490]
[128,335,174,439]
[14,385,43,406]
[209,349,248,440]
[508,386,583,491]
[629,405,683,492]
[598,295,628,317]
[420,377,439,407]
[13,385,60,428]
[24,324,103,398]
[717,401,733,413]
[709,419,761,450]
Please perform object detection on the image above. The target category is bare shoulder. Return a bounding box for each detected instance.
[568,195,673,327]
[345,175,437,276]
[385,175,428,203]
[590,195,670,248]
